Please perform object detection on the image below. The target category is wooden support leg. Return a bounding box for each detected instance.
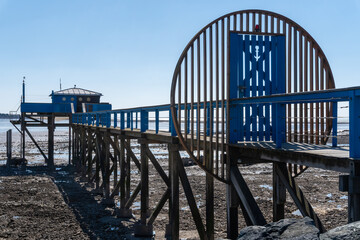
[229,166,267,226]
[176,149,207,239]
[47,114,55,169]
[71,127,75,165]
[68,116,72,165]
[349,160,360,222]
[126,139,131,202]
[206,164,214,239]
[166,144,179,239]
[134,141,153,237]
[104,133,111,199]
[87,130,93,181]
[113,136,118,195]
[117,137,132,218]
[95,133,101,190]
[226,183,239,240]
[21,113,25,160]
[273,163,286,221]
[80,128,87,177]
[275,163,325,232]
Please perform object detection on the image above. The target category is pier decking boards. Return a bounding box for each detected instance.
[14,10,360,239]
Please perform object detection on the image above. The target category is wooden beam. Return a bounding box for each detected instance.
[275,163,325,232]
[230,166,267,226]
[24,127,48,162]
[175,149,207,239]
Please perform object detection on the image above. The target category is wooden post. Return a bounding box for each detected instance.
[117,137,132,218]
[227,148,239,239]
[71,126,75,165]
[68,115,72,165]
[126,139,131,201]
[166,144,179,239]
[134,140,153,237]
[120,138,126,207]
[273,163,286,221]
[48,114,55,169]
[87,129,93,181]
[21,113,25,159]
[95,132,101,190]
[348,160,360,222]
[113,135,118,194]
[104,132,110,199]
[206,148,214,240]
[6,129,12,168]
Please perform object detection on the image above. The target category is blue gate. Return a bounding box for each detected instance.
[229,32,286,146]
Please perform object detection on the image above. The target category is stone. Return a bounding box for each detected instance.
[238,217,320,240]
[320,220,360,240]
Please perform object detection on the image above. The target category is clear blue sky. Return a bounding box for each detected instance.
[0,0,359,113]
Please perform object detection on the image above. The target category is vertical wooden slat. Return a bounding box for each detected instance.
[215,22,219,176]
[203,29,207,166]
[191,45,195,151]
[197,37,201,158]
[320,58,324,144]
[220,18,225,178]
[271,16,274,33]
[304,37,308,143]
[299,32,303,143]
[233,14,237,30]
[252,12,255,31]
[258,13,262,32]
[209,25,214,172]
[265,14,268,33]
[287,24,292,142]
[246,13,249,31]
[277,17,280,34]
[185,54,188,139]
[178,66,181,133]
[310,42,314,144]
[240,13,243,32]
[315,49,320,144]
[294,28,298,142]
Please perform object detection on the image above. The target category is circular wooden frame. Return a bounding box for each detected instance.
[170,10,335,183]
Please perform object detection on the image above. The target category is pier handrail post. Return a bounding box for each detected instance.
[349,90,360,158]
[332,102,338,147]
[140,110,149,132]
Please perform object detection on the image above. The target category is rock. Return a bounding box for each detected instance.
[238,217,320,240]
[320,220,360,240]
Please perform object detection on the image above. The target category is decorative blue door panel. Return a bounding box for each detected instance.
[229,32,286,144]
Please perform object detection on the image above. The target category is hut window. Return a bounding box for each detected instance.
[79,97,83,101]
[87,97,91,102]
[62,97,66,101]
[71,97,74,101]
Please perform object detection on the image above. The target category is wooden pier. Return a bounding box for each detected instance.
[16,10,360,239]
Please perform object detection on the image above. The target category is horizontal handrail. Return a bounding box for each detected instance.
[72,86,360,159]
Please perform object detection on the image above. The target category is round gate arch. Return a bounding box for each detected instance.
[170,9,335,183]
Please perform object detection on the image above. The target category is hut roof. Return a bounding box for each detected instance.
[51,86,102,96]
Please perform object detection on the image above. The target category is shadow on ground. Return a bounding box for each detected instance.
[0,165,137,240]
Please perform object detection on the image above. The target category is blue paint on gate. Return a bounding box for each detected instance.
[229,32,286,146]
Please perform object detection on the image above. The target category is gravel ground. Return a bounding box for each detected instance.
[0,130,349,239]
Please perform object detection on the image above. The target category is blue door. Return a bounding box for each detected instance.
[229,32,286,145]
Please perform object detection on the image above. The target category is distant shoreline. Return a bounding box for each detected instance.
[0,113,20,119]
